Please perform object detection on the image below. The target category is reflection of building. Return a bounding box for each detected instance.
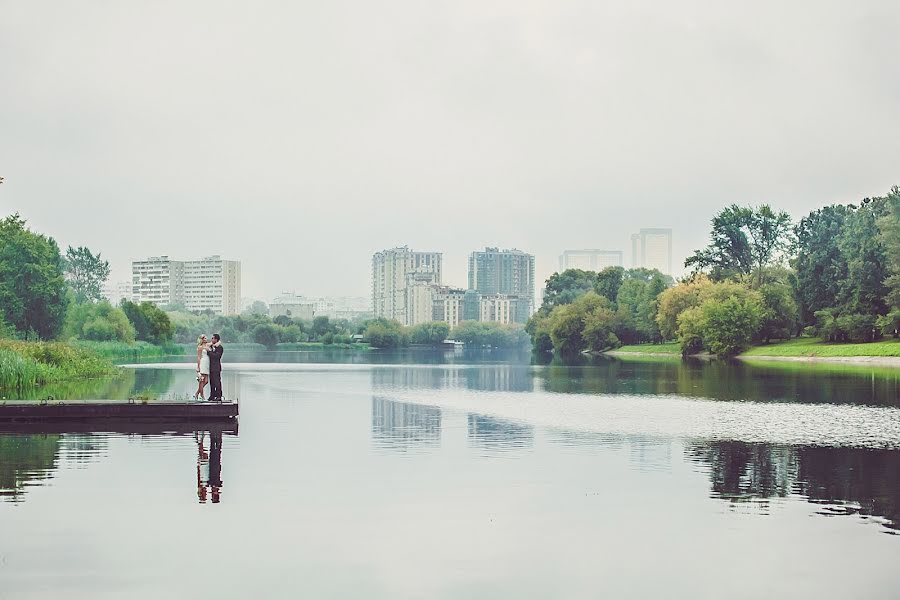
[559,250,623,271]
[372,247,442,325]
[468,248,535,322]
[132,254,241,314]
[630,228,672,275]
[371,398,441,451]
[467,414,534,451]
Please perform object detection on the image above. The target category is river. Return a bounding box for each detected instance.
[1,349,899,599]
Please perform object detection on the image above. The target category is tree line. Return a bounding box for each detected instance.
[528,186,900,357]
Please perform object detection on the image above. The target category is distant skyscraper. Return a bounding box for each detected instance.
[372,247,442,325]
[132,255,241,315]
[630,228,673,275]
[467,247,535,323]
[559,250,624,272]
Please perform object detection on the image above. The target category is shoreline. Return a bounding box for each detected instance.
[604,350,900,367]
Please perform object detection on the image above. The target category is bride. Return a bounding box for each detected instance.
[195,335,211,400]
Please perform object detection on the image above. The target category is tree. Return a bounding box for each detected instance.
[594,267,625,303]
[656,276,710,340]
[686,204,793,286]
[251,323,280,348]
[365,319,408,348]
[540,269,598,314]
[879,187,900,310]
[243,300,269,316]
[409,322,450,345]
[64,300,135,342]
[63,246,110,303]
[838,197,889,317]
[450,321,529,348]
[614,269,668,344]
[121,300,174,344]
[757,282,799,343]
[793,205,851,325]
[879,188,900,309]
[548,292,614,356]
[675,281,765,357]
[0,214,68,339]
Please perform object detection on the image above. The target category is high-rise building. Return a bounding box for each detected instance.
[432,288,467,328]
[270,293,316,321]
[131,256,184,306]
[467,248,535,322]
[103,280,133,305]
[630,228,673,275]
[372,247,442,326]
[183,256,241,315]
[559,250,624,272]
[132,255,241,315]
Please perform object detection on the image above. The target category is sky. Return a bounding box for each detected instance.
[1,0,898,301]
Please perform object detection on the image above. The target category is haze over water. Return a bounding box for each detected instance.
[2,350,900,599]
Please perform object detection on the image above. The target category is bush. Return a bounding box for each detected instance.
[121,300,174,344]
[251,323,280,348]
[409,322,450,345]
[0,340,115,391]
[365,320,408,348]
[675,284,765,357]
[815,309,876,342]
[64,301,136,343]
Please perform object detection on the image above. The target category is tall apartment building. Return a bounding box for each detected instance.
[183,256,241,315]
[432,288,467,329]
[131,256,184,306]
[468,248,535,323]
[559,250,624,272]
[630,228,673,275]
[372,247,442,326]
[132,255,241,315]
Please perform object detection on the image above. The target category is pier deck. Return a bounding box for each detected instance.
[0,400,238,422]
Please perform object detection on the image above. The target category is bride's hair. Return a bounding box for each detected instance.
[197,335,207,347]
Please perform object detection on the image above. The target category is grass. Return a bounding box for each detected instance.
[612,342,681,355]
[741,337,900,358]
[275,342,371,351]
[0,340,116,392]
[72,340,186,361]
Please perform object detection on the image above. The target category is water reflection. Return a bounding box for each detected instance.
[371,398,441,452]
[467,414,533,453]
[538,356,900,406]
[0,423,237,503]
[688,440,900,532]
[371,365,533,393]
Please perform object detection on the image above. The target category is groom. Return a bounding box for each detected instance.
[208,334,224,402]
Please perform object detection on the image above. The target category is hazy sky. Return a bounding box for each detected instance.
[2,0,898,300]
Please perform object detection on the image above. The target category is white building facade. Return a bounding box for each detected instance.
[132,255,241,315]
[559,250,624,272]
[372,247,442,326]
[630,228,673,275]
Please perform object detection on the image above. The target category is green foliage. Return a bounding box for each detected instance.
[595,267,625,303]
[0,214,69,339]
[741,336,900,357]
[813,309,875,343]
[64,300,135,342]
[877,187,900,311]
[525,314,554,354]
[0,340,115,391]
[793,204,851,324]
[251,323,281,348]
[838,197,889,316]
[365,319,408,349]
[546,293,616,356]
[63,245,110,303]
[539,269,598,314]
[686,204,793,285]
[243,300,269,316]
[450,321,530,349]
[655,276,709,340]
[757,282,799,343]
[675,282,765,357]
[409,322,451,345]
[121,300,174,344]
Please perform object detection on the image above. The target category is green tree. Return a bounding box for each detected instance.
[838,197,889,317]
[251,323,280,348]
[548,292,613,356]
[675,281,765,357]
[757,282,799,343]
[64,300,135,342]
[879,187,900,310]
[594,267,625,303]
[0,214,68,339]
[793,204,851,325]
[409,322,450,345]
[121,300,174,344]
[655,276,710,340]
[364,319,408,348]
[540,269,598,314]
[243,300,269,316]
[687,204,793,286]
[63,246,110,303]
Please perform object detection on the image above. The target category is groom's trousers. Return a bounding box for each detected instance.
[209,369,223,401]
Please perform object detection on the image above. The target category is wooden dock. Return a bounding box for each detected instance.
[0,400,239,423]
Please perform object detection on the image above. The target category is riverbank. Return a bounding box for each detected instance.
[0,340,116,391]
[607,338,900,365]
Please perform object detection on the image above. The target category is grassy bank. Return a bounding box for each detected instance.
[741,337,900,358]
[275,342,371,351]
[612,342,681,355]
[0,340,116,392]
[610,338,900,358]
[73,340,186,361]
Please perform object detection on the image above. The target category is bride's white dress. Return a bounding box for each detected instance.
[199,348,210,375]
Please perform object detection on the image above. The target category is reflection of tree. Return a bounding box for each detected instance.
[371,365,533,393]
[688,441,900,531]
[371,398,441,451]
[0,434,61,501]
[467,414,533,452]
[537,357,900,406]
[11,369,137,401]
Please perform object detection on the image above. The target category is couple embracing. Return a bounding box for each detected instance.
[195,334,224,401]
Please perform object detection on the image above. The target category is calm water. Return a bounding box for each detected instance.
[2,350,900,599]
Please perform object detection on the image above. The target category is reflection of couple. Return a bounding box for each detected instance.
[195,334,224,401]
[195,430,223,503]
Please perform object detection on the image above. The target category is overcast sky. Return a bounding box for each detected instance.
[2,0,898,300]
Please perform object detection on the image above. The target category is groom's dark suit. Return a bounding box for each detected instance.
[208,343,224,401]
